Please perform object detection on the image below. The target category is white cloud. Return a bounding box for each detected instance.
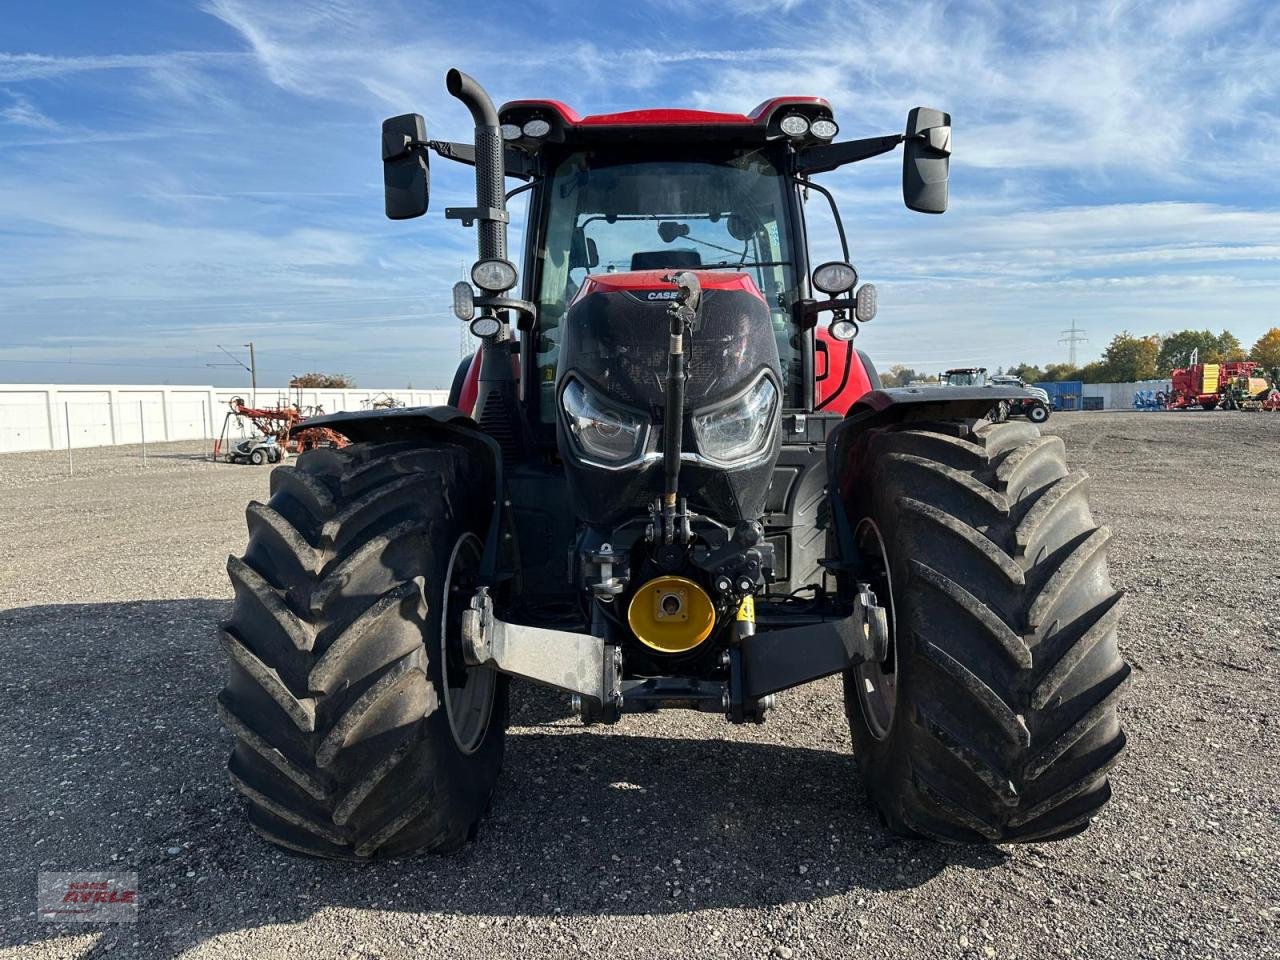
[0,51,242,81]
[0,90,57,129]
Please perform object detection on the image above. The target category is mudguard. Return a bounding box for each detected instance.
[823,384,1038,571]
[294,406,514,581]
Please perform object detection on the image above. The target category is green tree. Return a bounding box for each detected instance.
[1007,362,1045,382]
[290,372,356,389]
[1156,329,1244,374]
[1040,363,1081,382]
[1077,360,1108,383]
[1216,331,1245,361]
[1251,327,1280,368]
[882,364,923,387]
[1100,332,1160,382]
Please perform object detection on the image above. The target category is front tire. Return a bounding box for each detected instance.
[218,440,506,859]
[841,419,1127,843]
[1027,402,1049,424]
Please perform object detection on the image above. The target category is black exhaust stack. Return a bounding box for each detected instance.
[445,69,508,263]
[445,68,525,458]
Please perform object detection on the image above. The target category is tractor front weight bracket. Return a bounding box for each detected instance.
[461,588,623,716]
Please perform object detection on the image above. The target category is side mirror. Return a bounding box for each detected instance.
[570,230,599,270]
[902,107,951,214]
[382,113,430,220]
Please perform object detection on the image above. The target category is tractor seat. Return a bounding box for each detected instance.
[630,250,702,271]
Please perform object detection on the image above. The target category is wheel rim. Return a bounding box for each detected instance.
[440,532,496,755]
[852,517,898,741]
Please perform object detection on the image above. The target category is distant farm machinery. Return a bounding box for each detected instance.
[212,396,348,464]
[1157,362,1280,412]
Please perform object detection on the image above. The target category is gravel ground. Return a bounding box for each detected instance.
[0,412,1276,959]
[0,440,216,490]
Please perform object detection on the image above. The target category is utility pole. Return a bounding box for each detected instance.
[1059,320,1088,368]
[210,344,255,393]
[245,341,257,397]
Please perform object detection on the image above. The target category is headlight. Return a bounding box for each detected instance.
[561,379,647,465]
[692,376,778,466]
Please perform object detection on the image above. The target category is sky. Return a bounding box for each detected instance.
[2,0,1279,388]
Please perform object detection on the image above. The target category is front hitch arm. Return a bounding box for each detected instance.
[461,588,622,710]
[737,583,889,700]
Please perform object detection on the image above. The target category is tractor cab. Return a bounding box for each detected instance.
[941,367,989,387]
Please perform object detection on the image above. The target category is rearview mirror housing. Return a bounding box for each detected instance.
[902,107,950,214]
[382,113,430,220]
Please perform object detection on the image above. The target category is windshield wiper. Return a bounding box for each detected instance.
[700,260,791,269]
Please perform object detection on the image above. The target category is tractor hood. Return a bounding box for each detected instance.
[555,270,782,528]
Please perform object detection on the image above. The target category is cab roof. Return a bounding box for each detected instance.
[498,97,836,146]
[500,98,830,127]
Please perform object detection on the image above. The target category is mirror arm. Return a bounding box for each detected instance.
[794,134,904,176]
[429,140,535,180]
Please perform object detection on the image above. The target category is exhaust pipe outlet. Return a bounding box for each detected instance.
[445,68,507,262]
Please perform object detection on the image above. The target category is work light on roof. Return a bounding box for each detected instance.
[521,118,551,138]
[810,118,839,140]
[779,114,810,138]
[500,123,522,141]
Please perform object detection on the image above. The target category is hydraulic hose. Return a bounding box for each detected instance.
[445,68,507,261]
[660,272,701,543]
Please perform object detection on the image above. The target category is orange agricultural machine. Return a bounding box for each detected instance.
[212,396,348,462]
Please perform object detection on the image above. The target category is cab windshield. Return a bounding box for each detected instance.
[532,149,800,420]
[944,370,986,387]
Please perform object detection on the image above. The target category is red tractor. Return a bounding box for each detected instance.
[219,70,1127,859]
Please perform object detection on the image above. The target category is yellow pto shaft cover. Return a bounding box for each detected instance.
[627,575,716,653]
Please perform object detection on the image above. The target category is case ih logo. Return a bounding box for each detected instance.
[645,290,681,300]
[38,872,138,923]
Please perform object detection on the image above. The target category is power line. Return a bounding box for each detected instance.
[0,357,272,373]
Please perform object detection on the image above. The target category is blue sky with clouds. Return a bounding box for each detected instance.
[2,0,1279,387]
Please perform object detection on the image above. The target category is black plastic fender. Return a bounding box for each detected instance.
[295,406,515,581]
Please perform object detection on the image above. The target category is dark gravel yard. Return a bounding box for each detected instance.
[1,412,1276,959]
